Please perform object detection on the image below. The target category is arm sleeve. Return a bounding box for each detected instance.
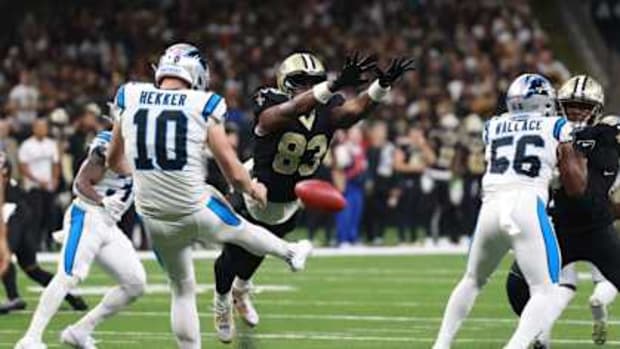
[202,93,227,125]
[552,117,572,143]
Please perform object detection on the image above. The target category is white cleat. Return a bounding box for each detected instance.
[287,240,313,272]
[590,298,608,345]
[214,294,235,343]
[232,284,259,327]
[14,337,47,349]
[60,325,97,349]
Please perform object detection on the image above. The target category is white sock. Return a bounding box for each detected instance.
[505,284,564,349]
[535,285,575,346]
[433,276,480,349]
[233,277,252,291]
[73,284,143,333]
[170,278,200,349]
[591,281,617,322]
[24,274,74,340]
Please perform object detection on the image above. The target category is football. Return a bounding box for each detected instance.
[295,179,346,212]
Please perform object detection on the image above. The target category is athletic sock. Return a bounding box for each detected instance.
[2,263,20,299]
[591,281,617,322]
[25,274,73,340]
[73,286,135,333]
[214,253,236,295]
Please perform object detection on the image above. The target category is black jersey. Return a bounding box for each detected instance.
[551,124,620,233]
[460,134,486,177]
[4,179,30,221]
[251,87,345,202]
[428,128,458,172]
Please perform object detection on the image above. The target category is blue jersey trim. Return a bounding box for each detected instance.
[116,85,126,109]
[201,93,222,120]
[95,131,112,142]
[206,197,241,226]
[552,118,567,141]
[536,197,560,283]
[64,205,86,276]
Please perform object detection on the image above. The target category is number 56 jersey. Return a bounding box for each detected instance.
[481,113,572,204]
[114,82,226,218]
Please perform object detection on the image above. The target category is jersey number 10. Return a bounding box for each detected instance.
[133,109,188,170]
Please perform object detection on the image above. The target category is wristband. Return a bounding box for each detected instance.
[368,79,391,102]
[312,81,334,104]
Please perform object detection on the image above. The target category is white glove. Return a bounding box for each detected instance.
[101,195,127,221]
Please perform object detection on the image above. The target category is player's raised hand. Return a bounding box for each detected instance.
[375,57,416,87]
[331,52,377,91]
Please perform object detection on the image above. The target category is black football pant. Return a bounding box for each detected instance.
[214,197,298,295]
[506,223,620,315]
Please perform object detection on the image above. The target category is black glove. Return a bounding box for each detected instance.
[331,52,377,91]
[375,57,416,88]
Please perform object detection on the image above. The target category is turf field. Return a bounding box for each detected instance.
[0,253,616,348]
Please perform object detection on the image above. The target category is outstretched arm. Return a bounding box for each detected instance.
[257,53,377,135]
[329,57,415,129]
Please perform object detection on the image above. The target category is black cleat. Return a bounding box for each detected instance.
[0,298,27,314]
[66,295,89,311]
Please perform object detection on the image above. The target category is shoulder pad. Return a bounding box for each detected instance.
[252,87,289,116]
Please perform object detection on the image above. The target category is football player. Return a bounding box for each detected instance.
[0,153,10,275]
[212,52,415,341]
[433,74,587,349]
[106,43,315,349]
[0,154,87,314]
[15,128,146,349]
[506,75,620,347]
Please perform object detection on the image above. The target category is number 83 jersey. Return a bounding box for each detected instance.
[114,82,227,218]
[251,88,344,203]
[481,113,572,203]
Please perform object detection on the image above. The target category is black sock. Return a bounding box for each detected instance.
[2,263,20,299]
[24,265,53,286]
[214,250,236,295]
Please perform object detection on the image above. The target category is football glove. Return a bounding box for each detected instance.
[375,57,416,88]
[101,195,127,222]
[331,52,377,91]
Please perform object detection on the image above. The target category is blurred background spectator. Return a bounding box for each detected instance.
[0,0,584,248]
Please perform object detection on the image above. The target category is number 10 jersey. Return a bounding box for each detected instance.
[481,113,572,204]
[114,82,227,218]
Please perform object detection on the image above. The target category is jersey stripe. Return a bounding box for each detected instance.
[96,131,112,142]
[206,197,241,226]
[64,205,86,276]
[116,85,126,109]
[201,93,222,119]
[552,118,567,141]
[536,197,560,283]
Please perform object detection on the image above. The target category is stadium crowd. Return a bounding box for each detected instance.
[0,0,572,248]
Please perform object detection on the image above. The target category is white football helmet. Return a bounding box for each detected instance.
[506,73,557,117]
[154,43,209,90]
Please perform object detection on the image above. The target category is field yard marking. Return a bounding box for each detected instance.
[36,245,470,263]
[0,329,618,345]
[27,283,295,295]
[3,310,617,327]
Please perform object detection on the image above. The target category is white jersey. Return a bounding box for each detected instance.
[73,131,133,202]
[481,113,572,203]
[114,82,226,218]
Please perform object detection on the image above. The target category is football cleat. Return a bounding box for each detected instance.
[591,298,608,345]
[13,337,47,349]
[287,240,313,272]
[60,325,97,349]
[0,298,27,314]
[232,284,259,327]
[214,294,235,343]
